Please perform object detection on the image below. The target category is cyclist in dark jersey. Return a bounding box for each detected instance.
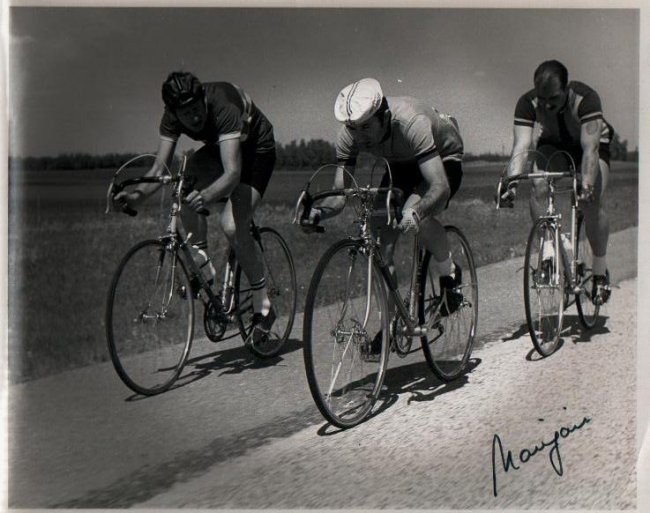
[302,78,465,353]
[498,60,613,304]
[114,71,277,342]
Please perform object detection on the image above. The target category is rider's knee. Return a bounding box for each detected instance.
[220,216,237,240]
[530,180,548,202]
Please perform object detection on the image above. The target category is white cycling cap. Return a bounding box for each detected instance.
[334,78,384,124]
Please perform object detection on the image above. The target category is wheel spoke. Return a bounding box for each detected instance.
[304,240,388,428]
[420,226,477,381]
[524,221,564,356]
[236,228,297,358]
[106,240,194,395]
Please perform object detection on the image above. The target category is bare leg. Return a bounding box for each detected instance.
[219,183,270,314]
[529,177,549,221]
[582,159,610,274]
[403,188,453,273]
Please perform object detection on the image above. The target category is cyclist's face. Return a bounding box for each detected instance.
[536,77,567,114]
[347,115,386,148]
[175,99,207,132]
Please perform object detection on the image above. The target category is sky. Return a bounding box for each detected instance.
[7,7,639,158]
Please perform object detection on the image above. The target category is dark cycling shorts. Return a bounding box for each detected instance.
[185,143,276,198]
[536,141,611,170]
[380,158,463,209]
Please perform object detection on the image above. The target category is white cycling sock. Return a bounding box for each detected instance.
[592,255,607,276]
[542,239,555,260]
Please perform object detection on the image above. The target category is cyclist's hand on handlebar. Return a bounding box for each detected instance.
[184,189,207,213]
[112,190,142,214]
[300,207,324,233]
[578,183,596,203]
[496,181,517,208]
[397,207,420,233]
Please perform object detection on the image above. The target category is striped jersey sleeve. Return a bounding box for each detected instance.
[576,88,603,124]
[335,126,358,165]
[514,92,536,127]
[159,109,182,142]
[213,103,243,143]
[405,114,438,162]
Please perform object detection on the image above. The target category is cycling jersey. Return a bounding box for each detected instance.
[514,81,613,149]
[336,96,464,166]
[159,82,275,154]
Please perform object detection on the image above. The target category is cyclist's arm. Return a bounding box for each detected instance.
[579,118,602,189]
[412,154,450,219]
[508,125,534,177]
[129,137,176,203]
[199,138,242,203]
[314,164,353,220]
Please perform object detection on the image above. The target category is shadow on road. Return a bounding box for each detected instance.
[510,315,611,362]
[563,315,610,343]
[383,358,482,405]
[315,358,482,436]
[123,337,303,401]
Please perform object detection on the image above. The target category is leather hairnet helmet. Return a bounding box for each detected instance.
[162,71,205,109]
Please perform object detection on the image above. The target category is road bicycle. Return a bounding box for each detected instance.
[104,154,297,395]
[496,150,600,357]
[294,162,478,428]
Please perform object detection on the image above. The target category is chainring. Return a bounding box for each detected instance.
[203,299,230,342]
[391,316,413,357]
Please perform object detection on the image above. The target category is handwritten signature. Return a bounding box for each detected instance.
[491,416,591,496]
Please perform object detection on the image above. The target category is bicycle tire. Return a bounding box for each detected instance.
[575,215,600,329]
[106,239,194,395]
[419,226,478,381]
[303,239,390,428]
[524,219,565,357]
[235,227,297,358]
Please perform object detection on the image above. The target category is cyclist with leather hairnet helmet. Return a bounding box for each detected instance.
[303,77,465,354]
[114,70,277,345]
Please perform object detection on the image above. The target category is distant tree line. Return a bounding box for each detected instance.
[9,136,638,172]
[9,152,141,171]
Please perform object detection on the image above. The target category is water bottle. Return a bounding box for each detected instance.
[190,245,216,286]
[560,233,573,263]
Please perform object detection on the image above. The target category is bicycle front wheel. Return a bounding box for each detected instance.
[575,215,600,329]
[303,239,390,428]
[106,239,194,395]
[420,226,478,381]
[235,227,297,358]
[524,219,565,357]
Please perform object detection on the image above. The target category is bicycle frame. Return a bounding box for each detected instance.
[106,154,235,311]
[498,150,588,296]
[296,183,429,340]
[374,235,429,337]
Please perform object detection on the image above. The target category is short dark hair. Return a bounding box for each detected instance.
[534,60,568,90]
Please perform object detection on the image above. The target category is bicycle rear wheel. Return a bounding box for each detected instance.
[106,239,194,395]
[420,226,478,381]
[303,239,389,428]
[235,227,297,358]
[575,215,600,328]
[524,219,565,357]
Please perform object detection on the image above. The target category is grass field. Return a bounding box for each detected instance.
[8,161,639,383]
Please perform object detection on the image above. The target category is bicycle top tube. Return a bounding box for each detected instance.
[502,170,575,185]
[308,185,403,202]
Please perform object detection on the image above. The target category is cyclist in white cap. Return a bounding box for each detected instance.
[303,77,465,354]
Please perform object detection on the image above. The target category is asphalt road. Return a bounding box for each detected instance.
[8,227,639,509]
